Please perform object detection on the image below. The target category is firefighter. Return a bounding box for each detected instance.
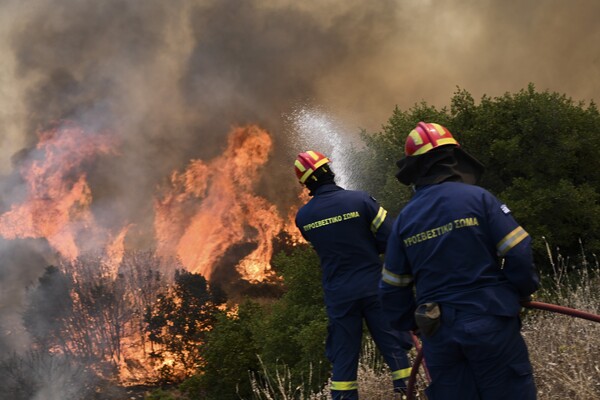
[380,122,540,399]
[294,151,413,400]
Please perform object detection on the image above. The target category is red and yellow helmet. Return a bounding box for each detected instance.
[405,122,459,156]
[294,150,330,183]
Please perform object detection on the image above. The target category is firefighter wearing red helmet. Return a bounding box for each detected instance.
[380,122,540,399]
[294,151,413,400]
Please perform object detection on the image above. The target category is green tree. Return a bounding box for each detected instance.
[256,246,329,392]
[451,84,600,261]
[187,246,328,399]
[190,301,263,400]
[358,84,600,268]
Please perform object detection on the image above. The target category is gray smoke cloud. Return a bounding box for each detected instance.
[0,239,53,354]
[0,0,599,389]
[1,0,599,195]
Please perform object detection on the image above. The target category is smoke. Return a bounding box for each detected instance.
[0,0,599,391]
[1,0,598,199]
[0,239,54,354]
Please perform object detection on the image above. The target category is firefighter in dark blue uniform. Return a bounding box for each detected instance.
[380,122,539,399]
[294,151,413,400]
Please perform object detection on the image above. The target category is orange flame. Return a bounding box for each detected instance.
[0,121,309,384]
[155,124,292,281]
[0,122,305,278]
[0,122,117,260]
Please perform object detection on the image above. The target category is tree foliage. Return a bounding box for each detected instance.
[23,266,74,353]
[22,250,203,384]
[24,255,136,366]
[356,84,600,267]
[189,245,328,399]
[452,85,600,260]
[256,245,329,386]
[191,301,263,400]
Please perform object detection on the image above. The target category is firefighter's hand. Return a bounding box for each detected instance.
[519,294,537,318]
[520,295,533,304]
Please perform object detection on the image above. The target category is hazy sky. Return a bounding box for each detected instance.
[1,0,598,168]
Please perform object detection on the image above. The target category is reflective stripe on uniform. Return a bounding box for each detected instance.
[371,207,387,233]
[382,267,413,287]
[392,367,412,380]
[497,226,529,256]
[330,380,358,391]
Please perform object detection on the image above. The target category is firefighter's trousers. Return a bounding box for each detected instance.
[326,295,413,400]
[422,305,536,400]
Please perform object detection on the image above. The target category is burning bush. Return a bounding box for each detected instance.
[22,249,227,387]
[145,269,226,383]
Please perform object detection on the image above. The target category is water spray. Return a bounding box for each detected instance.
[285,106,358,189]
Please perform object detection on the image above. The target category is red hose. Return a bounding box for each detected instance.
[406,344,424,400]
[404,301,600,400]
[522,301,600,323]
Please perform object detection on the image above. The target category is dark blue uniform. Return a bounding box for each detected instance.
[380,181,539,399]
[296,183,412,399]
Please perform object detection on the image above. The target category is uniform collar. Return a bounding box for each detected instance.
[313,183,343,195]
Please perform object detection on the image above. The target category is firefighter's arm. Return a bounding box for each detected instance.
[379,227,417,331]
[487,196,540,297]
[497,230,540,297]
[374,213,393,253]
[379,272,417,331]
[366,195,392,253]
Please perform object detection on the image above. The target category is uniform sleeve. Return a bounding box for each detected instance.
[294,214,308,242]
[364,194,392,253]
[378,219,417,331]
[485,194,540,298]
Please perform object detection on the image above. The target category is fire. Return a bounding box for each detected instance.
[0,120,308,385]
[155,124,291,281]
[104,225,132,273]
[0,121,304,279]
[0,121,117,260]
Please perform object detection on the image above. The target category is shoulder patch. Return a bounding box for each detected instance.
[500,204,511,215]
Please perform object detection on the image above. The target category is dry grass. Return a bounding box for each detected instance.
[250,265,600,399]
[249,339,427,399]
[522,261,600,400]
[248,356,330,400]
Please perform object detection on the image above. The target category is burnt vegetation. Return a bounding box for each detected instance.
[19,250,228,391]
